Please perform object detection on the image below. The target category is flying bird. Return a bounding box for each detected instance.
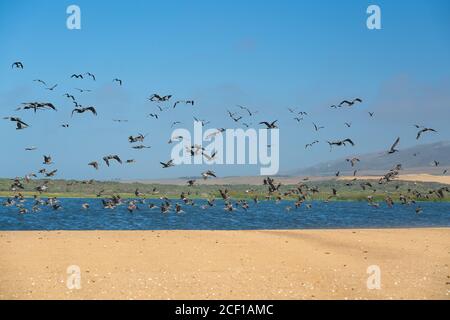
[3,117,29,130]
[346,157,360,167]
[12,62,24,69]
[305,140,319,149]
[156,105,168,112]
[173,100,194,108]
[128,133,146,143]
[193,117,210,127]
[88,161,99,170]
[72,106,97,116]
[229,114,242,123]
[33,79,47,86]
[45,84,58,91]
[339,98,362,107]
[45,169,58,177]
[201,170,217,179]
[327,139,355,150]
[388,137,400,154]
[71,74,83,79]
[20,102,57,112]
[43,155,52,165]
[202,150,217,161]
[63,93,76,101]
[132,145,151,149]
[160,159,175,168]
[237,105,257,116]
[313,122,324,131]
[259,120,278,129]
[103,155,122,167]
[85,72,96,81]
[149,94,172,102]
[416,127,437,140]
[74,88,92,93]
[113,78,122,85]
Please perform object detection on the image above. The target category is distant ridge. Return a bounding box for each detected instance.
[289,141,450,176]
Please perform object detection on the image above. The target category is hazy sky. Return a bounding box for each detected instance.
[0,0,449,180]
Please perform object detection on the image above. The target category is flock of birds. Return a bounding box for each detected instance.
[2,61,448,216]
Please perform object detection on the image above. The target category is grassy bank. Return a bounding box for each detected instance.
[1,178,449,202]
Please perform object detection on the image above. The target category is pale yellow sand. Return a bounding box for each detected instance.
[338,174,450,185]
[124,173,450,185]
[0,229,449,300]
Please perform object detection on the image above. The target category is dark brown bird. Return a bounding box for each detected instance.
[327,139,355,150]
[20,102,57,112]
[160,159,175,168]
[259,120,278,129]
[128,133,146,143]
[149,94,172,102]
[34,79,47,86]
[12,62,24,69]
[72,106,97,116]
[102,155,122,167]
[313,123,324,131]
[45,169,58,177]
[85,72,96,81]
[45,84,58,91]
[132,145,151,149]
[346,157,360,167]
[63,93,76,101]
[201,170,216,179]
[11,61,23,69]
[43,155,52,165]
[3,117,29,130]
[173,100,194,108]
[338,98,362,107]
[416,127,437,140]
[88,161,99,170]
[75,88,92,93]
[388,137,400,154]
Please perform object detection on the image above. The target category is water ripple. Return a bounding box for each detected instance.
[1,198,449,230]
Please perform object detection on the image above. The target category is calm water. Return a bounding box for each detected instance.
[0,198,449,231]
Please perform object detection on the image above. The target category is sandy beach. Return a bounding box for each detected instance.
[0,228,449,300]
[123,173,450,186]
[338,174,450,185]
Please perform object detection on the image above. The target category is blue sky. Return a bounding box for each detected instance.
[0,0,449,180]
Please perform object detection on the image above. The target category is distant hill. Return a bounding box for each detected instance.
[289,141,450,176]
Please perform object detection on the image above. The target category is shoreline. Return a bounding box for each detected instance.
[2,174,449,202]
[1,228,449,299]
[1,192,449,202]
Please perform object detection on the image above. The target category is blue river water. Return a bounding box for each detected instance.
[0,198,449,231]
